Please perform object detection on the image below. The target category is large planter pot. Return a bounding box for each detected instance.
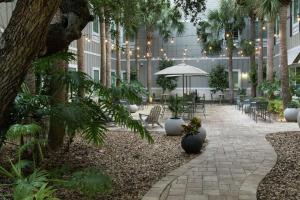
[198,127,207,142]
[128,104,139,113]
[165,118,185,136]
[284,108,300,122]
[181,134,203,154]
[297,112,300,127]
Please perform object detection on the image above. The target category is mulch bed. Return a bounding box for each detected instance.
[257,132,300,200]
[0,131,202,200]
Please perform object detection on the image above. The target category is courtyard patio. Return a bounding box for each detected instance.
[142,105,298,200]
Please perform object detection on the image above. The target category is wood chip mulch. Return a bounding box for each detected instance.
[0,131,201,200]
[257,132,300,200]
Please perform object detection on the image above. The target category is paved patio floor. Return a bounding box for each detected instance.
[142,105,299,200]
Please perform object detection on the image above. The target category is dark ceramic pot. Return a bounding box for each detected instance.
[181,133,203,154]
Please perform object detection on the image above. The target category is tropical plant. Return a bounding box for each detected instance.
[258,80,280,100]
[140,0,185,99]
[168,95,183,119]
[257,0,281,82]
[0,160,58,200]
[181,117,201,135]
[199,0,245,103]
[286,100,300,108]
[208,65,228,93]
[156,59,177,94]
[268,99,284,118]
[63,168,111,200]
[237,88,246,96]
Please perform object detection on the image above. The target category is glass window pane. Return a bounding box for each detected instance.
[93,17,99,33]
[93,69,99,82]
[294,0,299,23]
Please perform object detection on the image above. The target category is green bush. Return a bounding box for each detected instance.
[268,99,284,118]
[286,100,300,108]
[208,65,228,93]
[156,59,177,94]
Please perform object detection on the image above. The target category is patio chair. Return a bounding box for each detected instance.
[254,101,270,123]
[139,105,163,128]
[195,94,206,118]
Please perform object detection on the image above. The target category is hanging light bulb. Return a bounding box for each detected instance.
[137,54,140,58]
[160,48,164,52]
[125,40,129,44]
[147,41,151,45]
[226,33,230,38]
[262,26,266,30]
[249,41,252,45]
[197,37,200,41]
[209,46,212,50]
[136,46,140,50]
[170,37,174,44]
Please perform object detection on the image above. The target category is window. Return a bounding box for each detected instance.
[291,0,299,35]
[68,64,77,71]
[111,71,116,86]
[93,69,100,82]
[93,17,99,34]
[122,72,127,81]
[226,70,240,89]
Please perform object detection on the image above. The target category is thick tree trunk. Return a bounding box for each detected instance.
[100,7,106,86]
[116,22,121,86]
[77,36,85,97]
[146,31,153,101]
[228,46,234,104]
[279,5,291,109]
[135,31,140,81]
[48,59,68,150]
[257,19,264,96]
[105,23,112,88]
[267,17,275,82]
[249,15,256,98]
[0,0,62,133]
[126,35,131,83]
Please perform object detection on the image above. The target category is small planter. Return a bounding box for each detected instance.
[128,104,139,113]
[181,133,203,154]
[165,118,185,136]
[284,108,300,122]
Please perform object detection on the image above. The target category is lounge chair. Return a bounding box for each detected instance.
[139,105,163,128]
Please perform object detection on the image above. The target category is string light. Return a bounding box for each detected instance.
[170,37,174,44]
[297,14,300,21]
[136,46,140,50]
[209,46,212,50]
[249,41,252,45]
[197,38,200,41]
[125,40,129,44]
[147,41,151,45]
[137,54,140,58]
[262,26,266,30]
[226,33,230,38]
[105,39,108,43]
[160,48,164,52]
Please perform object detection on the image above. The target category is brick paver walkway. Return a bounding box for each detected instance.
[143,105,298,200]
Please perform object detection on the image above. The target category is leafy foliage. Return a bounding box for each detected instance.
[286,100,300,108]
[208,65,228,92]
[182,117,201,135]
[168,95,183,119]
[156,59,177,93]
[174,0,206,25]
[240,39,255,56]
[63,168,112,199]
[268,99,284,118]
[258,80,280,100]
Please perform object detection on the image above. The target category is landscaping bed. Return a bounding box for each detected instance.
[0,131,200,200]
[257,132,300,200]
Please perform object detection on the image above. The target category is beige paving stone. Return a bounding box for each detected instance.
[142,106,298,200]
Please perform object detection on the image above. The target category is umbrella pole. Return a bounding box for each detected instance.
[182,75,184,96]
[186,76,188,95]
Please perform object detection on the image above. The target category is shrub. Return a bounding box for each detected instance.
[208,65,228,93]
[268,100,284,118]
[286,101,300,108]
[182,117,201,135]
[156,59,177,94]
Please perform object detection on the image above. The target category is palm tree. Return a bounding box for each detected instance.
[257,18,264,96]
[279,0,292,108]
[77,36,85,97]
[235,0,257,97]
[257,0,281,82]
[140,0,184,99]
[205,0,245,103]
[99,7,106,86]
[105,22,112,88]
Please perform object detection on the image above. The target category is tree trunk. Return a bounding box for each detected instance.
[25,66,36,95]
[228,46,234,104]
[267,17,275,82]
[249,15,256,98]
[116,22,121,86]
[48,59,68,150]
[135,31,140,81]
[77,36,85,97]
[0,0,62,133]
[105,22,112,88]
[126,35,131,83]
[146,30,153,101]
[257,19,264,96]
[279,5,291,109]
[100,7,106,86]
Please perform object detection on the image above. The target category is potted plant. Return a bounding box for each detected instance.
[181,117,206,154]
[284,101,300,122]
[165,95,185,136]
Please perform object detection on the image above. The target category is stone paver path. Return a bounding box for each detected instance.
[143,105,299,200]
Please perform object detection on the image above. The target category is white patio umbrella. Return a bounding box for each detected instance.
[155,63,208,95]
